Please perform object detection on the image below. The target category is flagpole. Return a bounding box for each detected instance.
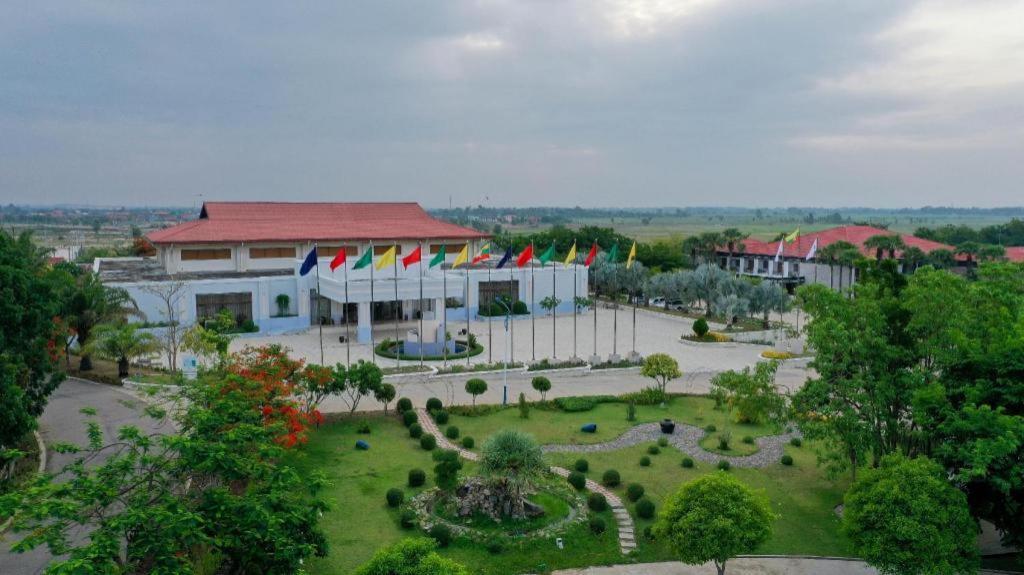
[419,241,424,369]
[487,264,493,364]
[465,260,471,368]
[369,241,375,365]
[443,261,448,368]
[509,260,515,365]
[315,243,324,365]
[393,245,400,369]
[531,242,536,362]
[632,286,637,355]
[552,250,557,359]
[572,239,578,360]
[344,250,351,366]
[593,246,598,359]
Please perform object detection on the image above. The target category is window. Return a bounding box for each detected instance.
[478,280,520,309]
[181,248,231,261]
[429,243,465,255]
[249,246,296,259]
[196,292,253,324]
[374,245,403,255]
[319,245,359,259]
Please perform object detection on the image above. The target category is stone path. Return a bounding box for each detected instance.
[541,422,801,468]
[415,408,637,555]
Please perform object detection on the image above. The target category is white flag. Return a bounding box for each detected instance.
[805,238,818,261]
[773,240,784,263]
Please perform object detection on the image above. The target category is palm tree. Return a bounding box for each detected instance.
[926,248,957,270]
[901,246,926,274]
[68,273,142,371]
[84,323,160,378]
[817,241,857,290]
[721,228,748,273]
[835,244,863,290]
[955,241,981,266]
[977,244,1007,262]
[863,234,906,261]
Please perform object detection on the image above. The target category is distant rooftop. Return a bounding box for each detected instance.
[96,257,293,283]
[731,225,957,259]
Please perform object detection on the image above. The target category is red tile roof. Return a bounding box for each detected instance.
[1005,247,1024,262]
[729,225,956,259]
[147,202,489,245]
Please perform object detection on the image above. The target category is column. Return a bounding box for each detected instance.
[357,301,372,343]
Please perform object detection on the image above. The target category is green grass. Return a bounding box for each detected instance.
[698,433,760,456]
[449,396,776,447]
[133,372,183,386]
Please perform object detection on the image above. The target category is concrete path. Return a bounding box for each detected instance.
[0,378,162,575]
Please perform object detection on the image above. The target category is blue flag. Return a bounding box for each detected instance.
[495,247,513,269]
[299,246,318,276]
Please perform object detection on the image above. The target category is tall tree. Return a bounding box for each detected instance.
[67,273,141,370]
[140,279,188,372]
[83,323,160,378]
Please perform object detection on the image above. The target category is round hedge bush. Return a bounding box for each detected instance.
[704,424,717,433]
[396,397,413,414]
[602,469,621,487]
[433,410,450,425]
[647,445,661,455]
[742,435,754,444]
[402,410,418,427]
[657,437,669,447]
[717,460,731,471]
[420,434,437,451]
[408,423,423,439]
[429,524,452,547]
[781,454,794,466]
[461,436,475,449]
[587,492,608,512]
[386,488,404,508]
[681,456,695,468]
[408,468,426,487]
[445,425,460,439]
[400,509,417,529]
[635,497,656,519]
[487,541,503,555]
[639,456,652,467]
[589,516,606,534]
[575,458,589,473]
[567,471,587,491]
[426,397,443,412]
[626,483,645,502]
[643,525,655,540]
[790,437,803,447]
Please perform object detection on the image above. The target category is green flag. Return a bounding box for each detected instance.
[538,243,556,265]
[429,245,446,267]
[353,249,373,270]
[605,244,619,263]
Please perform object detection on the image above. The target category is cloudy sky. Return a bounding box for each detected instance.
[2,1,1023,208]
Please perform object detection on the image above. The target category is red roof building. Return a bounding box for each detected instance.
[148,202,489,245]
[731,225,955,260]
[1005,247,1024,262]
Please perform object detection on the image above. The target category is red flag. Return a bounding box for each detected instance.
[402,245,422,269]
[329,247,347,271]
[516,244,533,267]
[583,243,599,266]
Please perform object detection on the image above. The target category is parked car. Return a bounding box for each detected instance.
[649,297,666,307]
[665,299,687,311]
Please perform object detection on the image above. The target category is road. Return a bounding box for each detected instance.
[0,378,163,575]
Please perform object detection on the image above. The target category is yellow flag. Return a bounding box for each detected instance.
[375,245,396,270]
[784,228,800,244]
[564,242,577,265]
[452,244,469,269]
[626,241,637,269]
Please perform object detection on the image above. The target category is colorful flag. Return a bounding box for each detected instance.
[472,242,492,264]
[784,228,800,244]
[402,245,422,269]
[805,238,818,261]
[584,242,598,266]
[429,245,446,268]
[516,244,534,267]
[564,242,577,265]
[605,244,619,264]
[496,246,513,269]
[329,247,347,271]
[375,245,396,271]
[452,244,469,269]
[774,240,784,263]
[299,247,318,276]
[538,244,556,265]
[626,241,637,269]
[352,248,373,270]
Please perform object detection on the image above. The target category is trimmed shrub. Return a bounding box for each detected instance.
[717,460,731,471]
[639,456,652,467]
[461,436,475,449]
[574,458,589,473]
[635,497,656,519]
[487,541,503,555]
[643,525,655,540]
[433,410,450,425]
[790,437,803,447]
[408,423,423,439]
[402,410,418,427]
[420,434,437,451]
[357,422,371,434]
[781,454,794,466]
[426,397,443,412]
[408,468,426,487]
[518,392,530,419]
[681,456,695,468]
[626,483,645,502]
[718,432,731,451]
[567,471,587,491]
[399,509,417,529]
[429,524,452,547]
[396,397,413,414]
[647,445,661,455]
[602,469,621,487]
[658,437,669,447]
[386,488,404,508]
[445,425,460,439]
[627,401,637,422]
[554,395,617,412]
[589,516,607,535]
[704,424,717,433]
[587,492,608,512]
[693,318,710,337]
[742,435,755,444]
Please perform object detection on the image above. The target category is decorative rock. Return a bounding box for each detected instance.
[581,423,598,433]
[659,419,675,434]
[355,440,370,450]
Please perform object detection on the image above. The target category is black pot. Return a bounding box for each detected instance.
[660,419,675,434]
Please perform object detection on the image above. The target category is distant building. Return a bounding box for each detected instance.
[715,225,960,290]
[96,202,583,347]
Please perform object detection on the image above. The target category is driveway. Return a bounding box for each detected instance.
[0,378,161,575]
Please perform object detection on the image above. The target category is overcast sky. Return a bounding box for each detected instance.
[2,1,1023,208]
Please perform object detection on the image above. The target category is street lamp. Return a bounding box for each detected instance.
[495,296,512,406]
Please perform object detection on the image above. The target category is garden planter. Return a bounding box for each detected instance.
[660,419,675,434]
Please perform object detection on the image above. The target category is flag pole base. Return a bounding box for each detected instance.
[589,354,603,365]
[607,353,622,364]
[627,351,643,364]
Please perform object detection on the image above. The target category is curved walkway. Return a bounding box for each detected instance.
[541,422,801,468]
[414,409,637,555]
[551,557,1018,575]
